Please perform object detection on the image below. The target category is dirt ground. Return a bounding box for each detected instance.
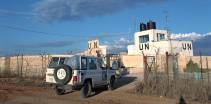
[0,74,200,104]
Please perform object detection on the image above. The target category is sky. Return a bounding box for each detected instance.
[0,0,211,56]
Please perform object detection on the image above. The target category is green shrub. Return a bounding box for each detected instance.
[184,59,200,73]
[184,59,211,73]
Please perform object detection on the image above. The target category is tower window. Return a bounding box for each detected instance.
[157,33,165,41]
[139,35,149,43]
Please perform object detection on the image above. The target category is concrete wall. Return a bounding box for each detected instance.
[121,55,144,73]
[178,55,211,72]
[1,54,210,76]
[0,55,49,77]
[0,57,5,74]
[121,54,211,74]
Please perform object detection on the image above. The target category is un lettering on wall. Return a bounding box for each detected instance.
[182,43,192,51]
[88,40,99,50]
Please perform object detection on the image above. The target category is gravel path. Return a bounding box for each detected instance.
[0,74,200,104]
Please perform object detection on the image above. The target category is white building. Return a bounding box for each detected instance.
[128,22,193,56]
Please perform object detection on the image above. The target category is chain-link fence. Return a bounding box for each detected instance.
[137,53,211,104]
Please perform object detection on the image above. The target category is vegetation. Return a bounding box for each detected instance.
[184,59,200,73]
[135,73,210,104]
[184,59,210,73]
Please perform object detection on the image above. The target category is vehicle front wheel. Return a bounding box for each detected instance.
[80,81,92,98]
[108,77,115,90]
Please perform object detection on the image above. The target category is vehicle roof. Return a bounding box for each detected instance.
[50,54,102,59]
[50,54,74,57]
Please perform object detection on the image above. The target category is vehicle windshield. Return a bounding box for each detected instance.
[48,56,79,69]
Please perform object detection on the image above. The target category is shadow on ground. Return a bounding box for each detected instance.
[115,76,137,90]
[91,76,137,97]
[52,76,137,97]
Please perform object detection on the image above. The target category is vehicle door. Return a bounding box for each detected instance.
[80,57,87,82]
[87,58,101,85]
[98,58,107,84]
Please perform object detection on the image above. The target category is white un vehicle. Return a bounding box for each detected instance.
[46,55,116,98]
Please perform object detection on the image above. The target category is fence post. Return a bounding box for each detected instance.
[45,55,47,73]
[165,52,169,82]
[143,55,147,83]
[0,60,1,77]
[154,55,158,84]
[25,59,29,77]
[199,51,203,84]
[173,54,179,80]
[4,57,11,77]
[20,54,23,78]
[40,52,47,78]
[206,57,209,92]
[0,57,2,78]
[16,54,19,76]
[41,55,44,77]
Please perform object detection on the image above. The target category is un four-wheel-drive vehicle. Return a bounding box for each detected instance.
[46,55,116,98]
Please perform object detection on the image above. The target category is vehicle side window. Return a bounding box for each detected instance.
[64,56,80,70]
[48,57,59,68]
[112,61,118,70]
[88,58,97,70]
[81,57,87,70]
[97,59,105,70]
[59,57,65,64]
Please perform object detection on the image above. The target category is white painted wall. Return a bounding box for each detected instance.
[128,29,193,56]
[99,45,107,55]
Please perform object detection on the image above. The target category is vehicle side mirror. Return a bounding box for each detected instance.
[121,66,125,68]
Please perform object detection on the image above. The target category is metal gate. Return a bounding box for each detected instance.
[143,56,156,82]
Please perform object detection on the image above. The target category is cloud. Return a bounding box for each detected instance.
[34,0,165,22]
[172,32,211,55]
[103,37,132,54]
[0,9,37,17]
[172,32,211,41]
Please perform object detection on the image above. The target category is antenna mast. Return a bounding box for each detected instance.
[163,10,173,54]
[164,11,170,40]
[132,16,136,33]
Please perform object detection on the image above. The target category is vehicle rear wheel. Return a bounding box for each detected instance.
[108,77,115,90]
[55,87,65,95]
[80,81,92,98]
